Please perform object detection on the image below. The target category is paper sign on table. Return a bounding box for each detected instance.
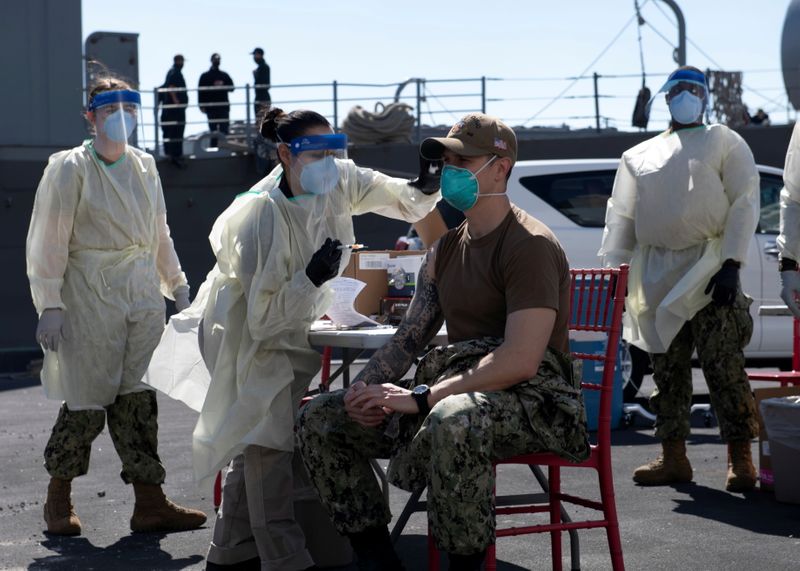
[327,277,380,328]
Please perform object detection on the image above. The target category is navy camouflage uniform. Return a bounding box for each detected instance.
[44,390,166,484]
[650,290,759,441]
[296,337,589,555]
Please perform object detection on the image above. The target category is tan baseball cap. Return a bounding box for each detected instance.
[421,113,517,164]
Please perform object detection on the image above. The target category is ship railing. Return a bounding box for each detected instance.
[144,77,488,159]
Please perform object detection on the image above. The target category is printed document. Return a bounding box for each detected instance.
[327,277,380,328]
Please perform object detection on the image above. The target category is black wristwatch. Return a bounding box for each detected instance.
[411,384,432,415]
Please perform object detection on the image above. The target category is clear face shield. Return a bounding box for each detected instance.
[87,89,143,148]
[646,69,710,128]
[286,133,348,195]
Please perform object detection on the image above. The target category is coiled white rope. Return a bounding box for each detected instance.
[341,102,415,144]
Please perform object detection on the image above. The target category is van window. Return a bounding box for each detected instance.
[518,170,616,227]
[758,173,783,234]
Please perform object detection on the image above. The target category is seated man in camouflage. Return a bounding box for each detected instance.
[296,114,589,571]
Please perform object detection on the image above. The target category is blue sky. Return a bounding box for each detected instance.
[83,0,795,136]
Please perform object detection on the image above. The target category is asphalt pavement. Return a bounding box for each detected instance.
[1,367,798,571]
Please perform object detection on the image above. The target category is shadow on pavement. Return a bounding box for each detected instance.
[494,558,528,570]
[394,534,527,570]
[611,427,727,447]
[670,482,800,537]
[32,533,204,570]
[0,375,40,392]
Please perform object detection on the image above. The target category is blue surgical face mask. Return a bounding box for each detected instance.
[299,155,339,195]
[102,109,137,142]
[668,91,704,125]
[441,156,504,211]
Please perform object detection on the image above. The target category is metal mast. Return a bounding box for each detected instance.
[659,0,686,66]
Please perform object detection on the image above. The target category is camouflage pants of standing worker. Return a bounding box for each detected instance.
[650,291,759,442]
[296,338,589,555]
[44,390,166,484]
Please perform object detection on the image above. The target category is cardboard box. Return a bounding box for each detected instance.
[753,385,800,492]
[341,250,427,316]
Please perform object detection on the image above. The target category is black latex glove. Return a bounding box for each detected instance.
[704,260,740,306]
[407,155,444,195]
[306,238,343,287]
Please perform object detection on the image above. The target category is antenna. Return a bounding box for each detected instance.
[634,0,647,87]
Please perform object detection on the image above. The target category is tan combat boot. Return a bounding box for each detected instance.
[633,439,693,485]
[43,477,82,535]
[130,483,207,533]
[725,440,757,492]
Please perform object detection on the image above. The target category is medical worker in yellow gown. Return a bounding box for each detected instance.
[599,66,760,493]
[148,107,441,570]
[26,77,206,536]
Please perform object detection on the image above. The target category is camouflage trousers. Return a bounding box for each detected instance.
[296,338,589,555]
[44,389,166,484]
[650,291,758,442]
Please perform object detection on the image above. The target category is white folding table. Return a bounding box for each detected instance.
[308,325,447,393]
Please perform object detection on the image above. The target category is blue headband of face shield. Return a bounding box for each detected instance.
[663,68,707,88]
[656,69,708,99]
[287,133,347,155]
[87,89,141,111]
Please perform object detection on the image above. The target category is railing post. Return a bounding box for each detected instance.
[245,83,252,147]
[416,78,422,143]
[153,87,160,157]
[481,76,486,114]
[593,72,601,133]
[333,80,339,132]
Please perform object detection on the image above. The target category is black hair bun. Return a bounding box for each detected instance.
[260,107,286,141]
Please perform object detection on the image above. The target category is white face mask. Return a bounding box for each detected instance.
[668,91,704,125]
[102,109,137,142]
[299,156,339,195]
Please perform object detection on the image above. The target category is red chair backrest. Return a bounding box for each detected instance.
[568,265,629,443]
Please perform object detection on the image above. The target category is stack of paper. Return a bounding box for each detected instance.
[327,277,380,328]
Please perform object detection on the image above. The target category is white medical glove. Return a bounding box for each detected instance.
[780,270,800,319]
[36,308,64,352]
[173,285,191,312]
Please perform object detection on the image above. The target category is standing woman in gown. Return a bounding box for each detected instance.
[26,76,206,536]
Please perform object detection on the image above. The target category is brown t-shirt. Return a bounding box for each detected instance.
[434,205,570,353]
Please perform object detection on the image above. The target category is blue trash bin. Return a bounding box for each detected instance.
[570,333,624,431]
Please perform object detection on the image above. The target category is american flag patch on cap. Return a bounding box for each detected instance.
[494,138,508,150]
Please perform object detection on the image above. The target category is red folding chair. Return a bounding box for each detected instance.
[427,265,628,571]
[748,317,800,387]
